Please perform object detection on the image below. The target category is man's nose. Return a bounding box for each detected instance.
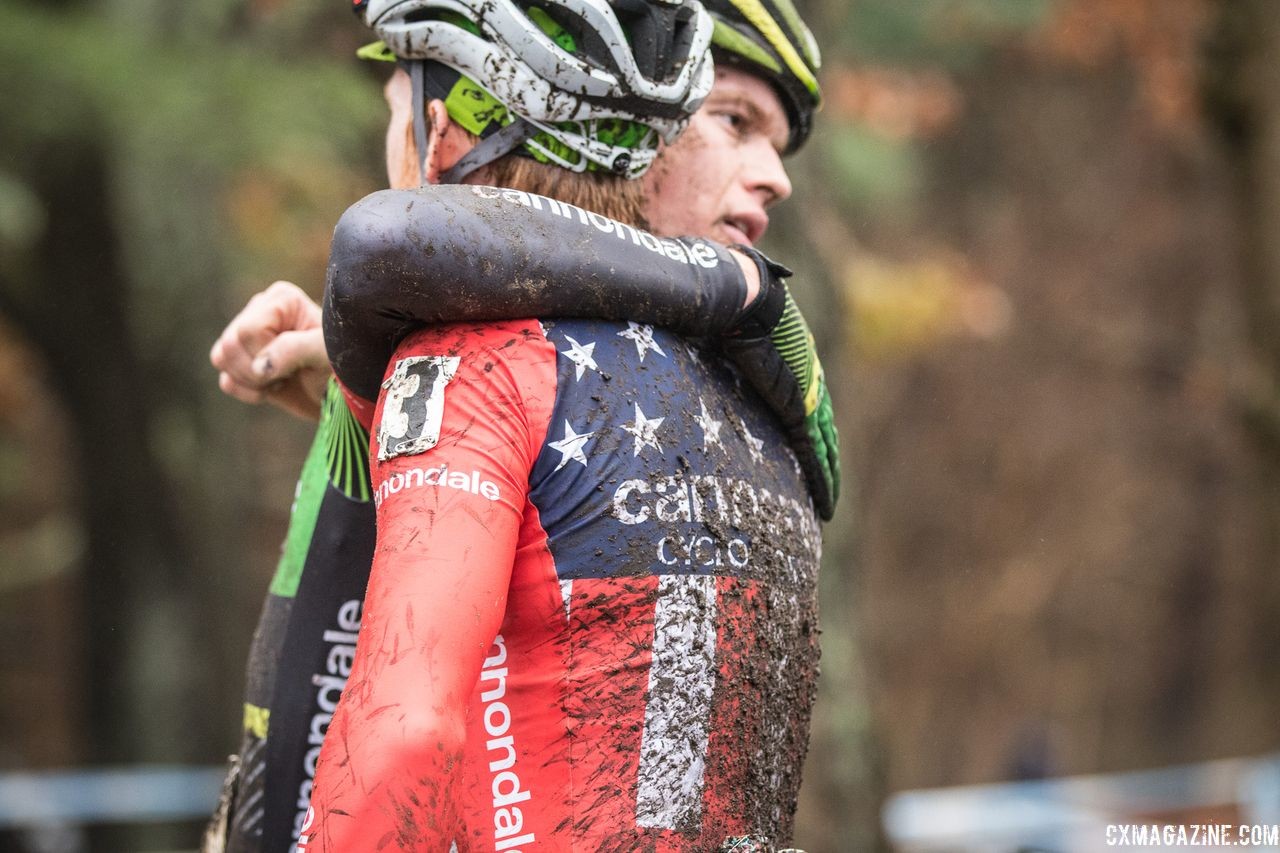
[745,139,792,207]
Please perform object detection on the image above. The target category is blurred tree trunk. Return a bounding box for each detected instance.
[0,123,208,769]
[0,3,381,849]
[1203,0,1280,672]
[1206,0,1280,449]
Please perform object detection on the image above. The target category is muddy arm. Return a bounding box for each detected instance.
[324,185,748,404]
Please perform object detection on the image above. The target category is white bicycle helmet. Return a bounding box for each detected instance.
[354,0,715,180]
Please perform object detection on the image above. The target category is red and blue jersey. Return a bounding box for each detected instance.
[307,317,821,852]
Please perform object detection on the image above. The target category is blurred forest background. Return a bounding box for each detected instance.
[3,0,1280,850]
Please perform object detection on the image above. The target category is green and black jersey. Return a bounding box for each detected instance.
[226,381,374,853]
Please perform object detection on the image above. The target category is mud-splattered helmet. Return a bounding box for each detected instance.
[702,0,822,152]
[353,0,715,180]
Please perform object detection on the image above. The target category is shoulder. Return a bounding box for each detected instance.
[374,319,558,469]
[391,319,559,409]
[396,319,550,363]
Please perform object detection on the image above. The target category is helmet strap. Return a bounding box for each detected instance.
[405,58,536,185]
[439,118,536,185]
[410,60,431,186]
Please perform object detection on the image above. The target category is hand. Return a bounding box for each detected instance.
[775,289,839,519]
[722,252,840,520]
[209,281,330,421]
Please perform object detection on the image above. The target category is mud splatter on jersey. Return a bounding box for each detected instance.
[310,318,820,851]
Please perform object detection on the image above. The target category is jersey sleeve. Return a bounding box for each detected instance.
[324,185,746,405]
[300,319,556,853]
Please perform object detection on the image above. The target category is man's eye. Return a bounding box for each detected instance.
[715,111,748,133]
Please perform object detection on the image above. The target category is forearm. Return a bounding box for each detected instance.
[305,522,513,850]
[324,185,749,403]
[305,702,466,851]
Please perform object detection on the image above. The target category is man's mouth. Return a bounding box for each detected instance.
[721,213,766,246]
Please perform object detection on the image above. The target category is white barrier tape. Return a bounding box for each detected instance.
[883,753,1280,849]
[0,766,224,826]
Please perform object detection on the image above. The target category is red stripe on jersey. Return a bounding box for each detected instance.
[702,575,811,846]
[703,576,766,842]
[563,575,660,848]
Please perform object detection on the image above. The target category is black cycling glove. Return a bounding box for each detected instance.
[722,246,839,520]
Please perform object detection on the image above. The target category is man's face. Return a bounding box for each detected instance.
[383,64,794,245]
[641,66,793,246]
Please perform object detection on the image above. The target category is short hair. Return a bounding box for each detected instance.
[391,69,647,229]
[475,155,646,230]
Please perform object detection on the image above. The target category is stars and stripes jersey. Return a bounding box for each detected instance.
[307,317,821,853]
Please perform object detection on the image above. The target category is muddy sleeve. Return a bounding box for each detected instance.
[324,185,748,404]
[304,320,554,851]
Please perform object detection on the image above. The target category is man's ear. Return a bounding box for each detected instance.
[424,99,476,185]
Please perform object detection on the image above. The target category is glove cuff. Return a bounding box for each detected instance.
[730,245,794,339]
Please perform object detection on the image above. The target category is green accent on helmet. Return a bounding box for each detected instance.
[597,118,649,149]
[362,6,652,173]
[766,0,821,70]
[435,7,582,140]
[357,40,397,62]
[445,75,514,136]
[724,0,820,100]
[706,0,822,151]
[524,116,649,169]
[712,19,782,75]
[441,6,649,171]
[525,137,582,168]
[527,6,577,53]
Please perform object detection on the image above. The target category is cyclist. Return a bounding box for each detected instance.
[207,1,830,850]
[301,0,822,849]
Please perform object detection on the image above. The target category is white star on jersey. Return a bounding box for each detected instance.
[617,321,666,361]
[684,341,704,367]
[788,446,804,479]
[622,403,665,456]
[742,423,766,464]
[561,335,599,381]
[549,420,594,471]
[696,397,724,452]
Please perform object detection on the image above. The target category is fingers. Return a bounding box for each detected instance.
[823,423,840,506]
[263,378,326,422]
[210,281,321,397]
[216,366,326,421]
[252,328,328,383]
[217,368,266,406]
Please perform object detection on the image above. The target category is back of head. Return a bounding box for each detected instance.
[701,0,823,153]
[355,0,716,224]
